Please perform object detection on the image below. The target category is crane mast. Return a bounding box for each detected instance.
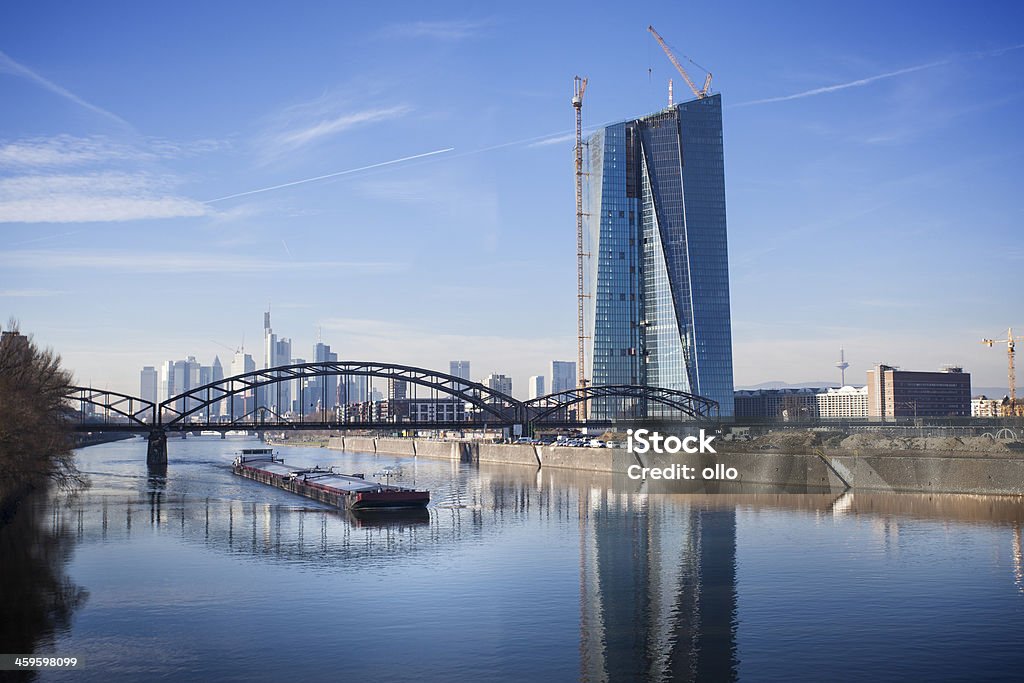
[981,327,1024,415]
[573,76,589,396]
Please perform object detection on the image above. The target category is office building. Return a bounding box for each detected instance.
[308,342,339,413]
[816,386,869,419]
[230,351,256,417]
[449,360,471,381]
[211,356,225,416]
[388,378,408,400]
[528,375,545,400]
[584,94,734,416]
[484,373,513,397]
[140,366,158,406]
[867,364,971,418]
[262,311,292,412]
[734,386,868,420]
[550,360,576,394]
[159,361,174,404]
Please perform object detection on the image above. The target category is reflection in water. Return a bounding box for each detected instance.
[17,440,1024,681]
[579,493,737,682]
[1014,525,1024,595]
[0,493,88,669]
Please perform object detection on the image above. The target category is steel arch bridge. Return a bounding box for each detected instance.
[65,360,719,465]
[522,384,719,424]
[160,361,522,427]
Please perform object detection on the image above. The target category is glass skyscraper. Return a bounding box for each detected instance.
[584,93,734,417]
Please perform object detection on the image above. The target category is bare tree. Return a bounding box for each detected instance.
[0,319,85,511]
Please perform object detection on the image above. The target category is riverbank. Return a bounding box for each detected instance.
[326,435,1024,496]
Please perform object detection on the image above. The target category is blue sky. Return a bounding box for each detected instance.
[1,1,1022,398]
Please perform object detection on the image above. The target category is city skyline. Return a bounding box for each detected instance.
[2,2,1023,399]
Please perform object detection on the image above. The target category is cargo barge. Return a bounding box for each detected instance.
[232,449,429,511]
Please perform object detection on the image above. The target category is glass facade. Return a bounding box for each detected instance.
[584,94,735,417]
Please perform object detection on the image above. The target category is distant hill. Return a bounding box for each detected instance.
[973,387,1011,399]
[736,380,850,390]
[736,381,1011,398]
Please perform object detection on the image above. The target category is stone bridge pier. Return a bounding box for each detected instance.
[147,430,168,468]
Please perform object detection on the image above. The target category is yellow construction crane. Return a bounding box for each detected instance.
[648,25,712,102]
[981,327,1024,415]
[572,76,589,397]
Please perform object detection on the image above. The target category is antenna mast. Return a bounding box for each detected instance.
[836,348,850,386]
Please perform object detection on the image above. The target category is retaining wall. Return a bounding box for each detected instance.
[324,438,1024,495]
[538,446,616,473]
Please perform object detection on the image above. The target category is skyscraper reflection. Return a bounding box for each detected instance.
[579,491,737,682]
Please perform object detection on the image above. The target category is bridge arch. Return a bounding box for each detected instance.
[65,387,156,427]
[159,361,524,427]
[524,384,719,424]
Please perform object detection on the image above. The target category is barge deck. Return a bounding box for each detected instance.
[232,449,429,511]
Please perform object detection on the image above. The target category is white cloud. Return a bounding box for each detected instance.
[0,289,65,297]
[0,134,226,169]
[273,104,413,151]
[0,249,402,274]
[527,133,576,148]
[0,172,208,223]
[380,19,491,41]
[0,135,230,223]
[0,135,144,167]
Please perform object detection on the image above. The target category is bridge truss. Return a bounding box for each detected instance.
[66,361,719,434]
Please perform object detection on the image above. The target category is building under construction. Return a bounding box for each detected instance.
[581,92,735,418]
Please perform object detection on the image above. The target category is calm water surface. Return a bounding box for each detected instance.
[5,436,1024,682]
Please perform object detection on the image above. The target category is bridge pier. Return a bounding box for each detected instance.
[147,430,168,468]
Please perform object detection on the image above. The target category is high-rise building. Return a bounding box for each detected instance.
[171,359,188,413]
[309,342,338,412]
[159,361,174,404]
[211,355,224,416]
[388,378,408,400]
[230,351,256,418]
[449,360,471,381]
[867,364,971,418]
[528,375,545,400]
[262,311,292,412]
[550,360,576,394]
[584,94,734,417]
[484,373,513,397]
[140,366,158,406]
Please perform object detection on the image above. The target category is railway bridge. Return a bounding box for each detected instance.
[65,361,719,468]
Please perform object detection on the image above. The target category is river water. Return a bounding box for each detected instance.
[4,436,1024,682]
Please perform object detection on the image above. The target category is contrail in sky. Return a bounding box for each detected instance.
[734,44,1024,107]
[204,147,455,203]
[734,60,950,106]
[0,49,131,128]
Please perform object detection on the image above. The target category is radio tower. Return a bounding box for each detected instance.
[573,76,589,394]
[835,348,850,386]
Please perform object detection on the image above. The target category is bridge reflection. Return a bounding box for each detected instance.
[39,465,1024,680]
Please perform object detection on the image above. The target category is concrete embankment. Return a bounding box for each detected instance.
[644,448,1024,496]
[328,436,600,470]
[325,437,1024,495]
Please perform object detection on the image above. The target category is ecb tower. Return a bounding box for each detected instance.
[584,93,734,417]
